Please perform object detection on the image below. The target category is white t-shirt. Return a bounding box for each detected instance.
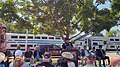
[68,62,75,67]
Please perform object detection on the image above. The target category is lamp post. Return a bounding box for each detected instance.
[0,23,6,52]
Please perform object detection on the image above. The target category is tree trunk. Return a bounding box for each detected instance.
[65,26,70,39]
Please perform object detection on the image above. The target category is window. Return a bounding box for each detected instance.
[110,39,114,41]
[11,36,18,38]
[115,39,119,41]
[28,36,33,39]
[20,44,25,47]
[80,42,82,45]
[93,42,98,45]
[85,41,87,44]
[35,37,40,39]
[27,45,33,47]
[55,37,61,39]
[42,37,47,39]
[53,45,61,49]
[49,37,54,39]
[34,45,36,47]
[11,44,17,47]
[110,46,115,48]
[19,36,26,39]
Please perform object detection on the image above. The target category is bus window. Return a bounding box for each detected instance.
[80,42,82,45]
[55,37,61,39]
[27,45,33,47]
[42,37,47,39]
[34,45,36,47]
[93,42,98,46]
[11,36,18,39]
[19,36,26,39]
[20,44,25,47]
[11,44,17,47]
[115,39,119,41]
[110,39,114,41]
[110,46,115,48]
[28,36,33,39]
[35,36,41,39]
[49,37,54,39]
[85,41,87,44]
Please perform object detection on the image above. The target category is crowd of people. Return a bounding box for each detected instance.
[0,38,111,67]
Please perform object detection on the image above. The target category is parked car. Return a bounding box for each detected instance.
[39,44,62,56]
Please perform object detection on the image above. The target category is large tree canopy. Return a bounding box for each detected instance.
[0,0,118,40]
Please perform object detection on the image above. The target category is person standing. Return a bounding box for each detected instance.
[116,46,119,55]
[96,45,110,67]
[24,46,33,62]
[36,53,54,67]
[81,46,89,57]
[0,52,5,67]
[92,47,102,67]
[62,38,73,50]
[34,46,43,61]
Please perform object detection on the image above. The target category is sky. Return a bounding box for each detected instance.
[97,1,120,35]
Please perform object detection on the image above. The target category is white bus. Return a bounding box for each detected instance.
[75,36,120,50]
[6,33,64,50]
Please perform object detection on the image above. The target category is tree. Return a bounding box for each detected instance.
[0,0,117,41]
[111,0,120,26]
[105,30,120,37]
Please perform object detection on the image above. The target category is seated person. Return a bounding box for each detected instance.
[36,53,54,67]
[24,47,33,62]
[9,50,30,67]
[62,52,75,67]
[0,52,6,67]
[85,50,96,67]
[96,45,110,66]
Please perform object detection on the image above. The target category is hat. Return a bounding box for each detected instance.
[15,50,23,57]
[0,52,6,63]
[62,52,73,59]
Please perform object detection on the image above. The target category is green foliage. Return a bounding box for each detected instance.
[0,0,118,40]
[111,0,120,25]
[105,30,120,37]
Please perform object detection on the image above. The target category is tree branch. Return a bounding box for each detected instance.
[73,32,92,41]
[70,31,82,39]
